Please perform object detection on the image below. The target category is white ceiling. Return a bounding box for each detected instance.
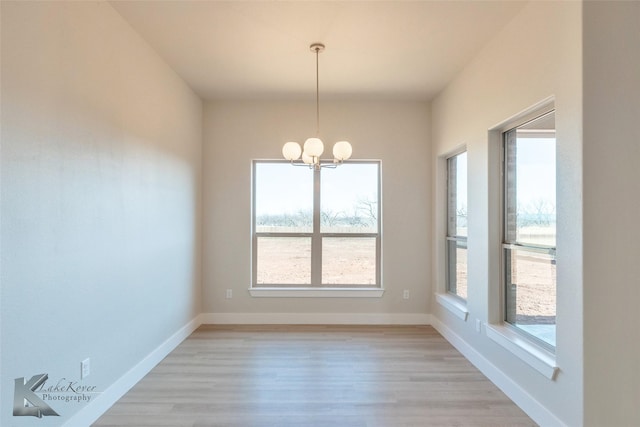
[111,1,527,101]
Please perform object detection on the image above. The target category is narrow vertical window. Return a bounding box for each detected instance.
[254,163,313,285]
[503,111,556,349]
[320,163,379,285]
[446,151,468,300]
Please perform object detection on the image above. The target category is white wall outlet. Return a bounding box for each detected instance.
[81,358,90,379]
[226,289,233,299]
[475,319,482,333]
[402,290,410,300]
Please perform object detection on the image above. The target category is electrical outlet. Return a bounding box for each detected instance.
[226,289,233,299]
[403,290,410,300]
[81,358,90,379]
[475,319,482,333]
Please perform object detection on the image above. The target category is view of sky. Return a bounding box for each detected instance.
[516,136,556,209]
[255,136,554,223]
[456,151,468,213]
[255,162,378,217]
[255,163,313,216]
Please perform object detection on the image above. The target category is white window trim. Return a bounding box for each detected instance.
[435,292,469,321]
[486,323,558,380]
[249,287,384,298]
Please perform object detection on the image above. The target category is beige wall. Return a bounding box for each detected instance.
[203,100,430,319]
[1,2,202,424]
[583,2,640,425]
[431,2,582,426]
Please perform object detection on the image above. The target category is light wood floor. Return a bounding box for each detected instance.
[93,325,537,427]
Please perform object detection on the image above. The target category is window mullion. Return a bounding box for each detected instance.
[311,167,322,286]
[447,157,457,237]
[504,129,518,243]
[252,161,257,287]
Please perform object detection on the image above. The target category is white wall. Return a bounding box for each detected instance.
[203,100,430,321]
[431,2,582,426]
[583,2,640,426]
[0,2,202,425]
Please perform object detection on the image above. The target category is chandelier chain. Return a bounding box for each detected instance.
[315,46,320,137]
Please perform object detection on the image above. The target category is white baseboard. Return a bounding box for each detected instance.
[201,312,431,325]
[63,315,202,427]
[430,315,567,427]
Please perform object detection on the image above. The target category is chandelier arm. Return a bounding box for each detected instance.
[289,160,310,167]
[319,163,339,169]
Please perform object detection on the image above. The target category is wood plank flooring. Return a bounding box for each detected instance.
[93,325,537,427]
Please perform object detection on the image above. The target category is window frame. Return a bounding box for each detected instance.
[501,109,557,352]
[445,150,468,301]
[485,98,558,380]
[251,159,382,290]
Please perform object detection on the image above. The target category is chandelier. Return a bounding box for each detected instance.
[282,43,352,170]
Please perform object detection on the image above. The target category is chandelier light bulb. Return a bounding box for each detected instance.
[301,151,314,165]
[282,141,302,160]
[333,141,352,161]
[304,137,324,157]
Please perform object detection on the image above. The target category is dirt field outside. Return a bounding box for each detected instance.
[256,237,376,285]
[256,234,556,327]
[453,249,555,325]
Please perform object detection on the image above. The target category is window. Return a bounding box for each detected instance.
[446,151,468,300]
[252,160,381,288]
[503,110,556,349]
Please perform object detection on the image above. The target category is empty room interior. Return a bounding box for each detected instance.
[1,1,639,426]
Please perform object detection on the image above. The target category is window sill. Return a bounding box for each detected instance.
[435,293,469,321]
[249,287,385,298]
[486,323,558,380]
